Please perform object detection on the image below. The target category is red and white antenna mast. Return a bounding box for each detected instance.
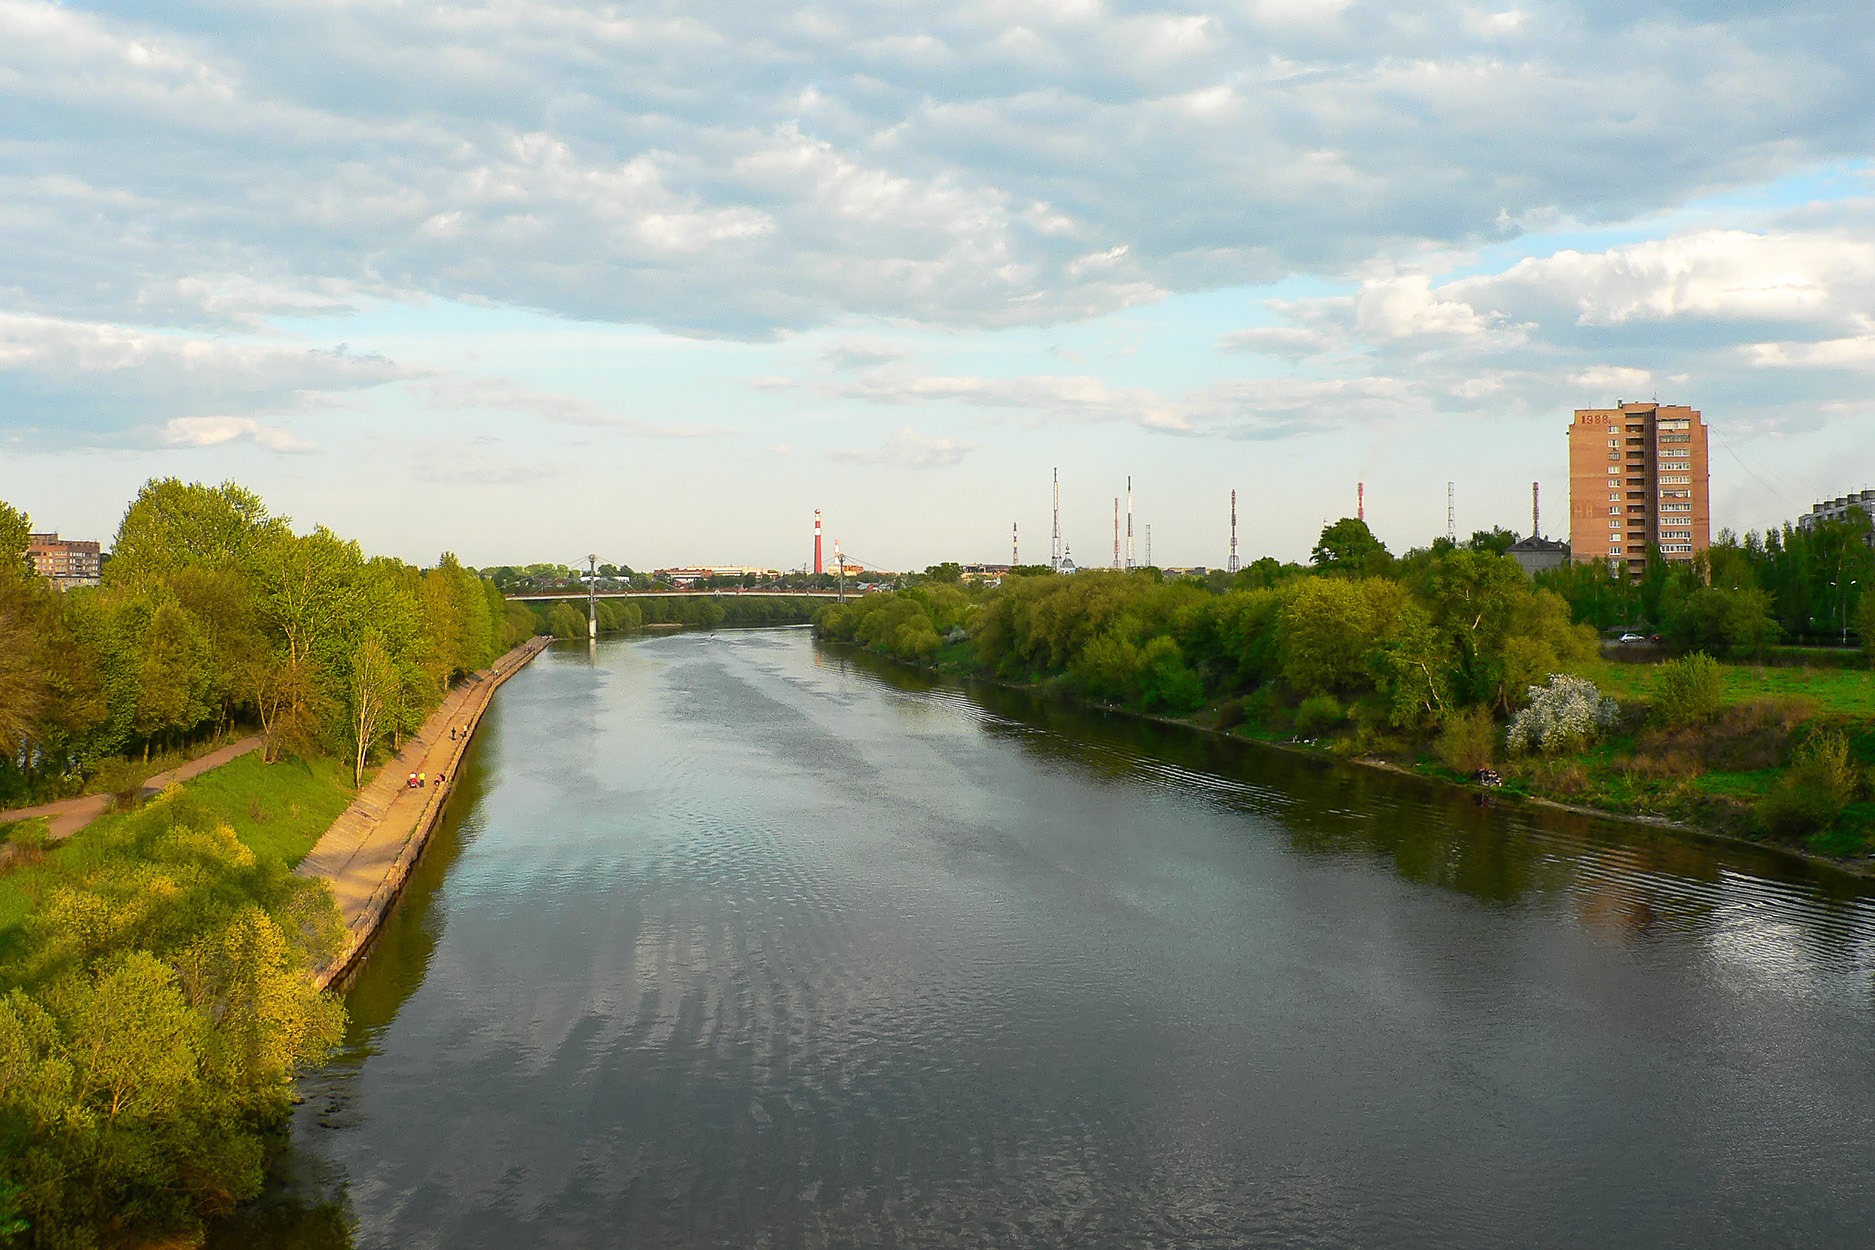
[813,509,823,575]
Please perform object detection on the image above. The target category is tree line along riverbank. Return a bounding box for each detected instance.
[814,517,1875,864]
[0,478,553,1247]
[521,593,826,638]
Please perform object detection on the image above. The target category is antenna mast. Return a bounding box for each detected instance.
[1145,524,1152,569]
[1357,481,1364,523]
[1125,476,1134,570]
[1051,468,1061,572]
[1229,489,1239,574]
[1012,521,1019,567]
[1531,481,1540,539]
[1447,483,1455,543]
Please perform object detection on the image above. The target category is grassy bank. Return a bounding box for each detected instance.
[0,752,355,943]
[815,570,1875,866]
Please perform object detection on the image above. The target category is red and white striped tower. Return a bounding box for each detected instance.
[814,510,823,575]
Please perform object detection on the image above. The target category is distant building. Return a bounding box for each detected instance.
[1797,489,1875,537]
[1505,535,1570,578]
[652,566,781,586]
[1568,401,1710,577]
[24,532,102,588]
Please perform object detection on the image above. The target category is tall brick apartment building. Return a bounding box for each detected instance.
[1568,402,1710,578]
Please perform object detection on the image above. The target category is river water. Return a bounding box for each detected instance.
[220,628,1875,1248]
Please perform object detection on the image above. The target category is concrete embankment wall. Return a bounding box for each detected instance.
[300,635,551,991]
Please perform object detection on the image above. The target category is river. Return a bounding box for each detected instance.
[217,627,1875,1248]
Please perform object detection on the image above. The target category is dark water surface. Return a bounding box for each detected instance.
[221,629,1875,1248]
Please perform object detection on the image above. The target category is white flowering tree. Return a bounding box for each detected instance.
[1506,674,1621,755]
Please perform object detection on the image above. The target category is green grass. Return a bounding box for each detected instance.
[1691,769,1782,800]
[1594,660,1875,717]
[164,751,356,866]
[0,753,356,942]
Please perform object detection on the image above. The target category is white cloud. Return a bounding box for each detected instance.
[0,312,417,444]
[3,0,1872,340]
[163,416,312,452]
[829,424,976,468]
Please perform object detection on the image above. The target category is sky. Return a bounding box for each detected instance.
[2,0,1873,573]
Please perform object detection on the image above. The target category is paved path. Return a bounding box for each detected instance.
[0,735,264,839]
[297,637,550,989]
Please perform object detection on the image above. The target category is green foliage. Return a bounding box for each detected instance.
[0,787,345,1243]
[1294,694,1346,737]
[922,562,963,584]
[1435,706,1498,773]
[1310,517,1390,576]
[1662,585,1780,657]
[1277,577,1407,697]
[2,480,517,804]
[1652,652,1724,728]
[546,602,589,639]
[1758,730,1861,840]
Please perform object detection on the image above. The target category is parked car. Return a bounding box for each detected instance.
[1617,632,1645,643]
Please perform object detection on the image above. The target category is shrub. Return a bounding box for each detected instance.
[1295,693,1345,737]
[92,757,154,812]
[1758,729,1861,841]
[1214,697,1246,731]
[1652,652,1724,728]
[1434,706,1498,774]
[1506,674,1620,755]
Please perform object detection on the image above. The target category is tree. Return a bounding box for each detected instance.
[1310,517,1390,576]
[546,602,588,639]
[345,635,397,788]
[107,478,285,589]
[1506,675,1621,754]
[1278,577,1407,696]
[0,499,48,757]
[1466,527,1519,557]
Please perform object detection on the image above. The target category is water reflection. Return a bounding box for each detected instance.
[208,716,502,1249]
[220,631,1875,1248]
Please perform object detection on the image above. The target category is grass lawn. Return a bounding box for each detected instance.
[1594,660,1875,717]
[0,753,357,945]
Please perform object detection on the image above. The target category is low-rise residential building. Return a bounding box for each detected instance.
[1506,535,1571,578]
[25,532,102,588]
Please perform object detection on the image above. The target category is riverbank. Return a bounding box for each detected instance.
[825,639,1875,883]
[296,635,550,990]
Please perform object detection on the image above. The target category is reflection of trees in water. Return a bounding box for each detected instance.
[208,715,502,1247]
[839,642,1875,958]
